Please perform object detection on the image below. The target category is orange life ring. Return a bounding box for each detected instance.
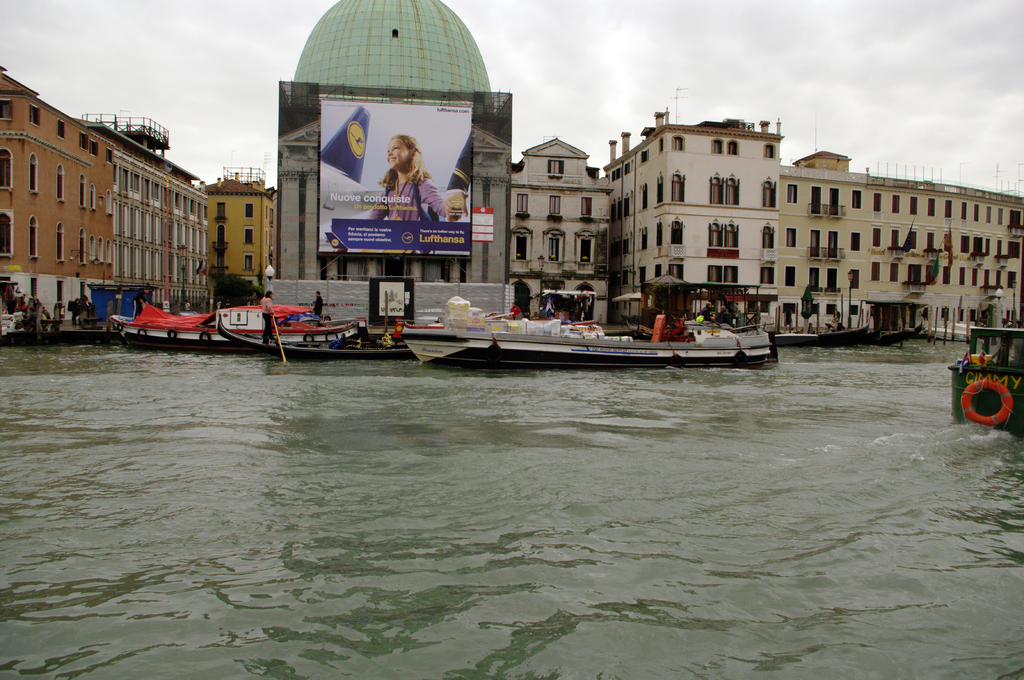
[961,378,1013,427]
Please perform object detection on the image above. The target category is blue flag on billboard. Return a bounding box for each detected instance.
[321,106,369,182]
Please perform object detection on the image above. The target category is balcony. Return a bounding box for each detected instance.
[658,245,686,258]
[215,210,227,221]
[887,246,906,259]
[995,253,1011,269]
[213,240,228,252]
[970,251,986,266]
[823,286,842,295]
[808,203,847,218]
[1009,223,1024,238]
[209,266,228,277]
[807,246,845,261]
[903,281,926,294]
[761,248,777,262]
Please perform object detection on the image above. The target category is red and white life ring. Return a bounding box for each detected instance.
[961,379,1013,427]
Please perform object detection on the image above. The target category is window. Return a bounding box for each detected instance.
[786,228,796,248]
[760,266,775,284]
[851,190,862,209]
[849,269,860,288]
[640,150,648,163]
[850,232,861,251]
[78,229,86,264]
[57,120,65,139]
[708,265,722,282]
[639,266,647,283]
[724,266,738,283]
[762,180,776,208]
[808,267,820,290]
[56,223,64,260]
[892,195,900,213]
[516,193,528,213]
[764,144,775,158]
[724,223,738,248]
[548,195,561,215]
[29,155,38,192]
[961,234,970,253]
[547,159,564,175]
[709,222,723,247]
[90,140,98,156]
[244,227,254,244]
[871,261,880,282]
[548,234,561,260]
[710,177,723,204]
[673,136,683,151]
[0,100,11,119]
[873,228,881,247]
[244,253,254,270]
[727,140,738,155]
[873,193,882,212]
[245,203,254,219]
[56,165,64,200]
[641,183,648,210]
[579,237,592,262]
[762,225,774,248]
[961,202,968,220]
[890,262,899,282]
[29,216,37,258]
[909,196,918,215]
[986,206,992,224]
[29,105,40,126]
[974,204,980,222]
[712,139,723,154]
[79,174,86,207]
[581,197,592,216]
[928,198,936,217]
[656,222,663,247]
[0,213,11,255]
[785,266,796,287]
[671,221,683,245]
[787,184,798,203]
[515,234,527,260]
[671,174,684,202]
[641,229,648,250]
[0,150,10,188]
[79,132,88,150]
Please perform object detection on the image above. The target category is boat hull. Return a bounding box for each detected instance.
[402,328,773,370]
[950,365,1024,435]
[217,323,414,360]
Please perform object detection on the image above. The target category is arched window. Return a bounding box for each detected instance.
[764,144,775,159]
[762,180,776,208]
[656,175,664,203]
[106,239,112,264]
[56,165,64,200]
[656,222,664,247]
[671,221,683,245]
[673,136,684,151]
[762,225,775,248]
[727,140,738,155]
[724,223,739,248]
[89,235,96,261]
[710,176,723,204]
[577,230,594,262]
[641,183,648,210]
[29,154,38,192]
[89,184,96,210]
[672,174,685,202]
[709,221,723,247]
[56,222,64,260]
[29,216,38,258]
[0,149,11,188]
[78,228,86,264]
[0,213,11,255]
[712,139,723,154]
[105,190,112,215]
[725,178,739,205]
[79,174,86,207]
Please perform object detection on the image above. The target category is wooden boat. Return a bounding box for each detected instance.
[402,317,773,370]
[950,325,1024,435]
[217,320,414,360]
[873,324,923,346]
[773,332,818,347]
[815,323,872,347]
[112,304,354,351]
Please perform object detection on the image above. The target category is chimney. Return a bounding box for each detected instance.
[759,120,770,133]
[609,139,617,163]
[776,118,782,135]
[655,111,666,127]
[621,132,631,154]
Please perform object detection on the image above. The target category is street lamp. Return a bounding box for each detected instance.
[265,264,275,292]
[847,269,855,330]
[993,287,1004,328]
[178,245,186,312]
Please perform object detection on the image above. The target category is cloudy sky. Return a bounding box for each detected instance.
[6,0,1023,193]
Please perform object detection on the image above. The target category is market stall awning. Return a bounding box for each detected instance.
[612,292,642,302]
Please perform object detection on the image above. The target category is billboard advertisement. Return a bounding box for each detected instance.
[318,100,472,255]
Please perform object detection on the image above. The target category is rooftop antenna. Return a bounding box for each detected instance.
[674,87,688,124]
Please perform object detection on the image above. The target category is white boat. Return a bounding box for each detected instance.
[401,320,773,370]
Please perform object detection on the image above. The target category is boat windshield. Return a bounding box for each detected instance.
[1009,337,1024,369]
[976,334,1003,361]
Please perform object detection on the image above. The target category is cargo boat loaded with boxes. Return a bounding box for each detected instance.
[401,297,774,370]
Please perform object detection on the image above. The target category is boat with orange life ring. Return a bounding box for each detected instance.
[950,325,1024,435]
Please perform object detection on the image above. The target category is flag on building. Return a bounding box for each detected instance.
[927,256,941,285]
[196,261,206,275]
[901,220,916,252]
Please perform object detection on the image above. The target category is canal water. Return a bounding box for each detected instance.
[1,340,1023,679]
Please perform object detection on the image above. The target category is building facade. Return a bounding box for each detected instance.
[0,67,115,312]
[605,114,783,322]
[777,152,1024,330]
[206,169,275,285]
[87,116,209,312]
[509,139,611,320]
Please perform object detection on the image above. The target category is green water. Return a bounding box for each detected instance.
[1,342,1023,678]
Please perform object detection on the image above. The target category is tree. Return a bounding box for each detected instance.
[213,273,257,301]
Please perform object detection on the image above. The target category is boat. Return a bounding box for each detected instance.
[402,315,773,370]
[216,319,414,360]
[815,323,872,347]
[112,304,354,351]
[872,323,923,346]
[773,332,818,347]
[950,325,1024,435]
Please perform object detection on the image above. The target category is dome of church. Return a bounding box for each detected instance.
[294,0,490,92]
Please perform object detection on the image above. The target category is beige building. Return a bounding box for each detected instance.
[777,152,1024,330]
[0,66,115,312]
[509,139,611,320]
[207,169,276,285]
[605,114,783,322]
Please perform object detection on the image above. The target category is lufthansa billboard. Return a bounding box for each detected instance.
[318,100,472,255]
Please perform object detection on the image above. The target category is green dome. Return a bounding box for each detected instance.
[294,0,490,92]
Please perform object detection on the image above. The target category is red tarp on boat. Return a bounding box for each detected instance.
[126,304,313,330]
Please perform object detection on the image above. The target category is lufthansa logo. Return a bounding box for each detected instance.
[402,232,414,244]
[347,121,365,158]
[330,237,341,247]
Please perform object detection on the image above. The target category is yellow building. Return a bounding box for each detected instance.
[207,169,276,285]
[777,151,1024,331]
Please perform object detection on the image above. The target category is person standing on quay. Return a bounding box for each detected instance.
[314,291,324,318]
[261,290,274,344]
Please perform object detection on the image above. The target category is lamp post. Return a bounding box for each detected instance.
[177,245,186,312]
[992,287,1003,328]
[847,269,854,330]
[265,264,275,293]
